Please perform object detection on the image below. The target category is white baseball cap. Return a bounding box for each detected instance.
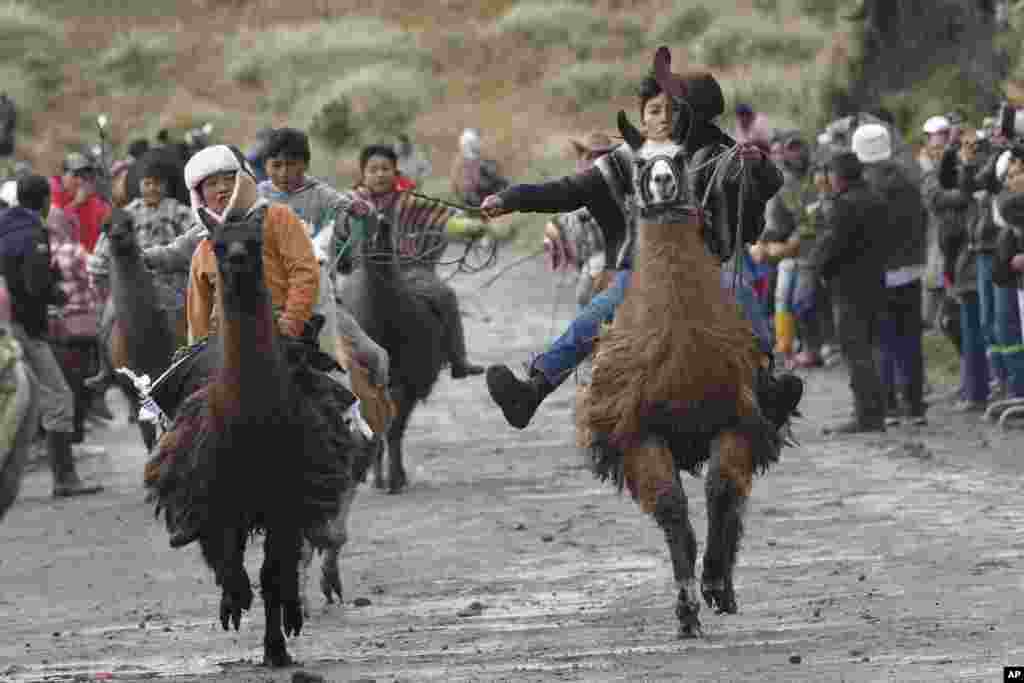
[922,115,951,135]
[851,123,892,163]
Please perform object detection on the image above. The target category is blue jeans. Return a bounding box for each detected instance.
[959,292,990,403]
[993,283,1024,397]
[534,270,631,383]
[976,252,1004,382]
[533,264,772,384]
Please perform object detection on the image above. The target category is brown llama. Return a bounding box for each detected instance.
[145,214,363,666]
[576,53,799,637]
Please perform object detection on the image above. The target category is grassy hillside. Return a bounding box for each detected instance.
[1,0,1016,242]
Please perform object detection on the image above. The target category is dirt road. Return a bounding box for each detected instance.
[2,254,1023,682]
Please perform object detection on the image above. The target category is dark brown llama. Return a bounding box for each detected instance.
[339,213,445,493]
[103,209,184,450]
[145,215,361,666]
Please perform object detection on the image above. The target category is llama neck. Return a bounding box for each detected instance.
[110,244,176,377]
[210,288,289,428]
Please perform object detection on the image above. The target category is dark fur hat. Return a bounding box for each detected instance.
[653,46,725,123]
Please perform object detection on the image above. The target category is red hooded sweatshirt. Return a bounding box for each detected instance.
[49,176,111,254]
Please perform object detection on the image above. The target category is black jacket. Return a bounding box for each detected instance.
[0,207,56,337]
[809,179,887,302]
[992,191,1024,289]
[862,160,928,272]
[499,122,782,268]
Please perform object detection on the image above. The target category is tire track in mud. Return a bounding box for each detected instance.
[2,255,1024,682]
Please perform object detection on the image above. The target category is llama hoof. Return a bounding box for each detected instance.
[701,577,738,615]
[387,467,408,494]
[262,638,293,667]
[675,583,702,638]
[283,600,304,637]
[321,566,343,604]
[219,576,253,631]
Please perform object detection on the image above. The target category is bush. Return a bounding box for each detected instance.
[543,61,636,112]
[694,14,825,69]
[95,31,174,89]
[0,0,62,60]
[492,1,611,58]
[310,97,355,150]
[302,64,441,149]
[651,4,716,44]
[720,62,833,135]
[225,18,430,95]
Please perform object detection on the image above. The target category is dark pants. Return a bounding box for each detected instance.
[878,281,925,413]
[837,297,885,425]
[959,292,990,403]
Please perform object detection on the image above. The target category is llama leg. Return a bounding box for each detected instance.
[298,539,314,618]
[321,485,356,603]
[261,525,303,667]
[702,431,752,615]
[201,525,252,632]
[653,479,701,638]
[386,389,415,494]
[372,436,385,490]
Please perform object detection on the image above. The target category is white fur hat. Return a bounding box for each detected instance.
[184,144,260,226]
[851,123,891,163]
[922,115,951,135]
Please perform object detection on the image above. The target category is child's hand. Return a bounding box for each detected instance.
[748,242,766,264]
[349,199,372,217]
[738,143,764,163]
[480,195,507,218]
[1011,253,1024,273]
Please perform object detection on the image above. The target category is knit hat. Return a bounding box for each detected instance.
[828,151,863,180]
[63,152,95,174]
[851,123,892,163]
[922,115,951,135]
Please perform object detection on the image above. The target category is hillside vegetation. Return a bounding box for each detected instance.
[1,0,1020,241]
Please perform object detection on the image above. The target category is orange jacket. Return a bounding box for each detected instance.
[186,203,319,343]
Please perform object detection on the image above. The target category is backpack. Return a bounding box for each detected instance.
[0,94,16,158]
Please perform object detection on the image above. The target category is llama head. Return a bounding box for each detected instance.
[105,208,139,255]
[212,213,265,311]
[617,110,693,221]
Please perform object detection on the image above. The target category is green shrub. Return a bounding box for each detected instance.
[310,97,356,150]
[544,61,635,112]
[492,1,610,58]
[0,0,62,60]
[225,18,431,97]
[694,14,825,68]
[720,62,833,135]
[95,31,174,89]
[651,4,716,44]
[796,0,848,27]
[301,64,441,149]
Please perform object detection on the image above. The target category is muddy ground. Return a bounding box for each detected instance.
[2,253,1023,683]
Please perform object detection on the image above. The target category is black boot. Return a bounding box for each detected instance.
[451,361,485,379]
[486,364,557,429]
[49,431,104,498]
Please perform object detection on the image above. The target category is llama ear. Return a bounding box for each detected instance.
[618,110,645,151]
[653,46,672,81]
